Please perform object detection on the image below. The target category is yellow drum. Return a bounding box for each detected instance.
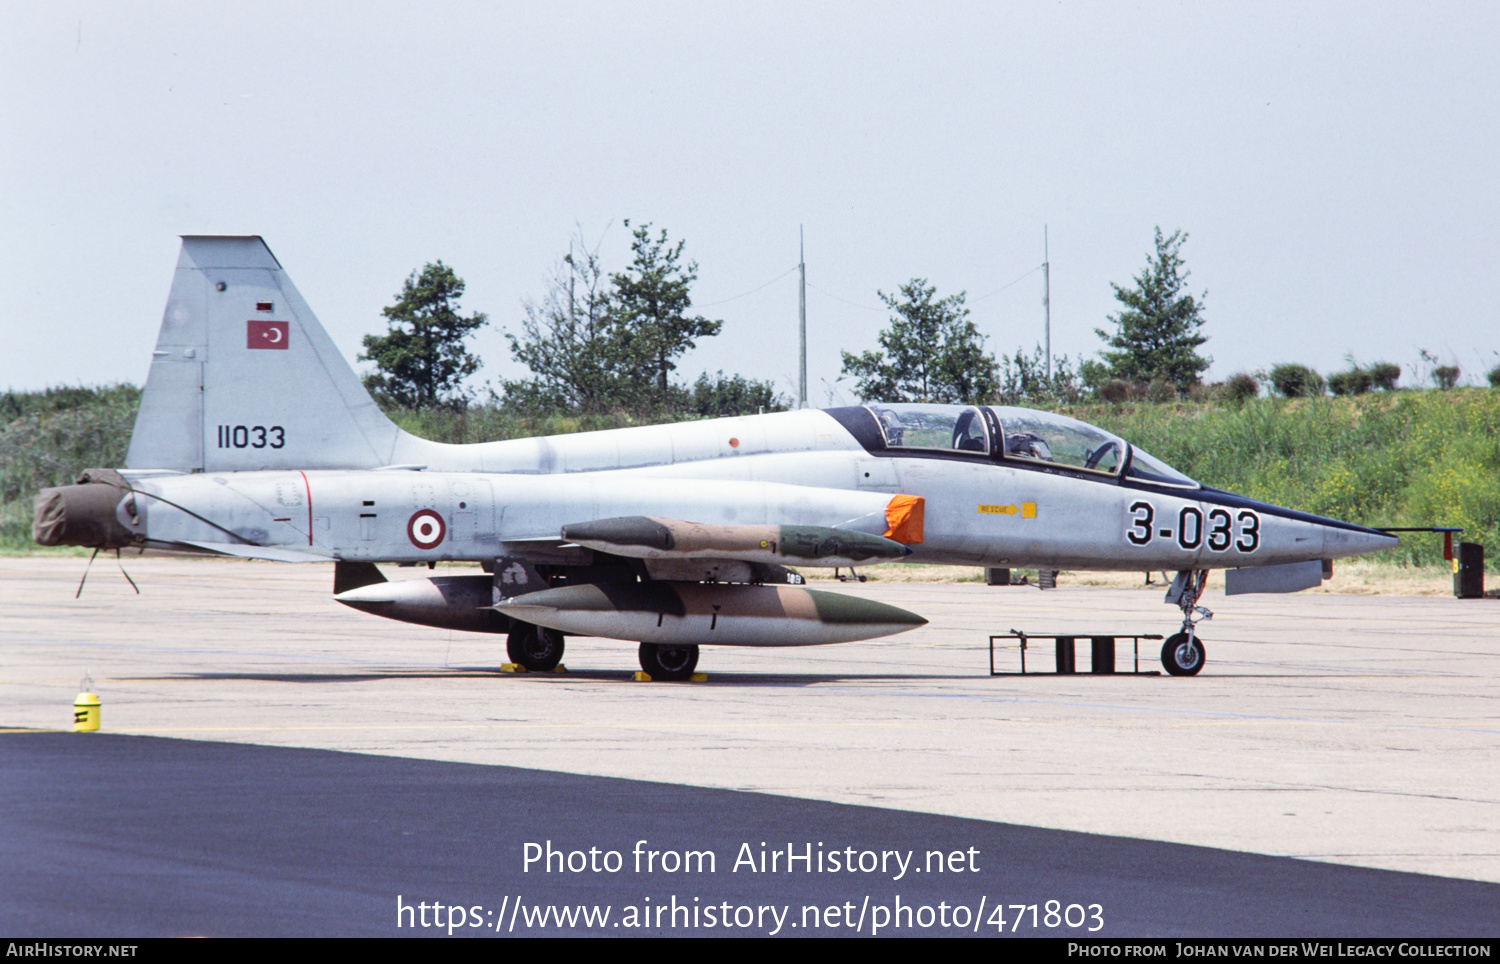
[73,689,100,732]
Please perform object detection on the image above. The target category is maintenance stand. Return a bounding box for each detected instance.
[990,630,1164,676]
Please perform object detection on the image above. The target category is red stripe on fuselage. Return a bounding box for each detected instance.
[299,470,313,546]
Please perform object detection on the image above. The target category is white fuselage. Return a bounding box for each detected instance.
[124,408,1391,571]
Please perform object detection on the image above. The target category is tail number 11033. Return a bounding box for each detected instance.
[1127,501,1259,552]
[216,425,286,449]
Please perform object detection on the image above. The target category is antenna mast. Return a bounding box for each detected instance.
[799,226,807,409]
[1043,225,1051,384]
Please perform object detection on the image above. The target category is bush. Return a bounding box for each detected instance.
[688,371,788,417]
[0,385,142,551]
[1328,368,1374,396]
[1146,380,1177,403]
[1434,365,1460,390]
[1223,373,1259,402]
[1488,365,1500,388]
[1269,364,1324,398]
[1098,379,1133,404]
[1368,362,1401,391]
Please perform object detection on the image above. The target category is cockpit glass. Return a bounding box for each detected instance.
[866,404,990,454]
[1125,447,1199,488]
[987,407,1125,475]
[858,403,1180,483]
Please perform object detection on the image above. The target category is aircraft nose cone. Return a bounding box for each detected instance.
[1324,525,1400,557]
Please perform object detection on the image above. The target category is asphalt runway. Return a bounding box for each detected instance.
[4,731,1497,937]
[2,557,1499,936]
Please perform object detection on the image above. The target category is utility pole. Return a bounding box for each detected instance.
[567,240,575,321]
[1043,225,1051,384]
[799,226,807,409]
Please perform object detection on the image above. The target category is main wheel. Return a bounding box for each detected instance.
[1161,632,1205,676]
[639,642,699,681]
[507,622,565,672]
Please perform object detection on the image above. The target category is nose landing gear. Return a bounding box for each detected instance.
[1162,569,1212,676]
[1161,632,1206,676]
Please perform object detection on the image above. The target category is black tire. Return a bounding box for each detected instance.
[506,622,565,672]
[1161,632,1205,676]
[639,642,699,681]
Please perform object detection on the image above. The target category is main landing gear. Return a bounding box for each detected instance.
[507,622,565,672]
[505,621,701,681]
[1162,569,1212,676]
[639,642,700,681]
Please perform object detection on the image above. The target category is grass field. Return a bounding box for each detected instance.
[0,385,140,555]
[4,386,1495,576]
[1074,390,1500,568]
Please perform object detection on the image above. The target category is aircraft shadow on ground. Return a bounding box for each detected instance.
[125,669,978,686]
[122,667,1370,685]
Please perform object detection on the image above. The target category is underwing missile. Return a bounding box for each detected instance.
[560,516,912,568]
[492,581,927,647]
[334,574,510,633]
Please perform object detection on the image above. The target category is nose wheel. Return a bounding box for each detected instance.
[1162,569,1212,676]
[1161,632,1206,676]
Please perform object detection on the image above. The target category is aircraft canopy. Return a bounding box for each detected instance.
[861,403,1198,488]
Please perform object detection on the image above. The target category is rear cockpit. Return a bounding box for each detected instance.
[830,403,1199,489]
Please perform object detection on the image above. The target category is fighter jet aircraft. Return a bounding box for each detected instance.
[33,236,1399,678]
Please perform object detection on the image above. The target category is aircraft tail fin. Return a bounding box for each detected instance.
[126,236,405,472]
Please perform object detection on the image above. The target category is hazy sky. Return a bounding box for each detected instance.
[3,2,1497,401]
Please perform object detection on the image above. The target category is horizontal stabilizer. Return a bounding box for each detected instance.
[560,516,911,568]
[180,540,335,563]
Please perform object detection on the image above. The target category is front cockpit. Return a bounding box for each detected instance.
[834,403,1199,489]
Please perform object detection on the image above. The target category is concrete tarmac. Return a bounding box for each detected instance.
[5,730,1496,937]
[3,557,1498,932]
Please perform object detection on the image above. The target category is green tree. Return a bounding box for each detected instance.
[361,262,487,410]
[1095,228,1210,390]
[503,232,621,413]
[689,370,789,417]
[608,222,722,406]
[995,344,1083,405]
[840,279,997,403]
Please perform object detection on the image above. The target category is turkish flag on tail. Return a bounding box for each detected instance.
[247,320,289,349]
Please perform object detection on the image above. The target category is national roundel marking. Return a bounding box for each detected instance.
[407,509,446,549]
